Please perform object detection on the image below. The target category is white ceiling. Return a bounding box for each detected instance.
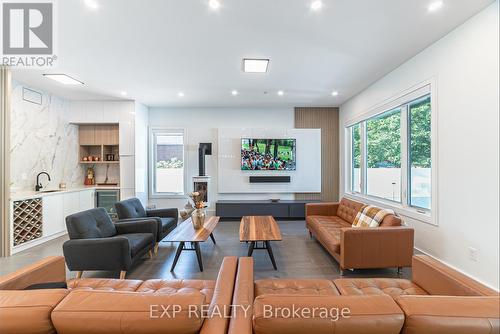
[12,0,494,107]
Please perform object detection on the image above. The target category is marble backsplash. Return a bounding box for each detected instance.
[10,82,84,192]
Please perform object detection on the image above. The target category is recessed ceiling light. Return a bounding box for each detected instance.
[84,0,99,10]
[43,74,84,85]
[243,58,269,73]
[428,1,443,12]
[331,91,339,96]
[178,92,185,98]
[277,90,284,96]
[208,0,221,10]
[310,0,323,11]
[231,90,238,96]
[120,91,127,96]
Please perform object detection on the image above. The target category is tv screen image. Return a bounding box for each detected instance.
[241,138,296,171]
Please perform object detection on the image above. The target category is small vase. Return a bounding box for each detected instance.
[191,209,205,229]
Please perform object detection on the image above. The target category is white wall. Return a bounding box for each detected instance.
[339,2,499,289]
[218,128,321,193]
[148,107,295,211]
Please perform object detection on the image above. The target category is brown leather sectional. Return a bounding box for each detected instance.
[306,198,414,272]
[230,255,499,334]
[0,256,238,334]
[1,255,498,333]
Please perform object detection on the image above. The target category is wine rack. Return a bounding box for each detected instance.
[13,198,43,246]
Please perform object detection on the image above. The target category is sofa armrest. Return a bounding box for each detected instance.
[62,237,131,271]
[305,202,339,217]
[115,218,158,242]
[0,289,69,334]
[0,256,66,290]
[253,294,404,334]
[340,227,414,270]
[200,256,238,334]
[228,257,254,334]
[147,208,179,219]
[395,295,500,334]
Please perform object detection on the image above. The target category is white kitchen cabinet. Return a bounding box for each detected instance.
[120,155,136,188]
[63,191,81,218]
[42,194,64,237]
[79,189,95,211]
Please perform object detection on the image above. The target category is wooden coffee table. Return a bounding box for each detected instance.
[240,216,282,270]
[164,216,219,272]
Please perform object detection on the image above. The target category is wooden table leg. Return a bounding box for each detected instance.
[194,242,203,271]
[209,233,216,245]
[170,241,184,272]
[265,241,277,270]
[247,241,255,256]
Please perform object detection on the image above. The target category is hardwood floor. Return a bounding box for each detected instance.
[0,220,411,281]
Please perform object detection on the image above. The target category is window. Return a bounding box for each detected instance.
[409,96,431,210]
[366,108,401,202]
[151,129,185,196]
[351,123,362,193]
[346,89,432,214]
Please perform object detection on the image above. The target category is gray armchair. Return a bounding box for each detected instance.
[114,198,178,253]
[63,208,157,279]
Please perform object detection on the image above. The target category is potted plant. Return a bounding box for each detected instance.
[189,191,206,229]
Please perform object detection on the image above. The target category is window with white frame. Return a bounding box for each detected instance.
[150,129,186,196]
[347,88,432,212]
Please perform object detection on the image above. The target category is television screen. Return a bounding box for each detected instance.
[241,138,296,171]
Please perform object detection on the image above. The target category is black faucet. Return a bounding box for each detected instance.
[35,172,51,191]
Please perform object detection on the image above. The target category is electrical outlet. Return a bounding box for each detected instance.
[468,247,478,262]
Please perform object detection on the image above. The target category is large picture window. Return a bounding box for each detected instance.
[347,90,432,214]
[150,129,186,196]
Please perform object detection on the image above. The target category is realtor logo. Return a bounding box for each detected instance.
[1,0,56,66]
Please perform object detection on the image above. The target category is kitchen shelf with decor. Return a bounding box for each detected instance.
[78,124,120,164]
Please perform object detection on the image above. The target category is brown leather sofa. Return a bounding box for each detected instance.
[229,255,499,334]
[0,255,238,334]
[306,198,414,273]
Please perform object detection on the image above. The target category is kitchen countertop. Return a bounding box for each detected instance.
[10,185,121,201]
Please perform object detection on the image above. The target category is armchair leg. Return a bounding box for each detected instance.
[154,242,159,254]
[309,231,312,238]
[339,268,344,276]
[76,271,83,279]
[119,271,126,279]
[149,250,153,259]
[397,267,403,276]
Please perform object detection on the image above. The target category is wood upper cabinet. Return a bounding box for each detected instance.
[79,125,96,145]
[78,124,119,145]
[101,125,119,145]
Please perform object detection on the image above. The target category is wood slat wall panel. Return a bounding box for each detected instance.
[294,107,339,202]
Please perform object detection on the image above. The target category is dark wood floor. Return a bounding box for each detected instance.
[0,220,411,281]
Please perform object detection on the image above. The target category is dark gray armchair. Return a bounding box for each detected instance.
[63,208,157,279]
[114,198,178,253]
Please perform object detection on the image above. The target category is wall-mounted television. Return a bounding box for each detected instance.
[241,138,296,171]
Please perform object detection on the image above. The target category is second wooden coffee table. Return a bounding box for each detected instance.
[164,216,219,272]
[239,216,282,270]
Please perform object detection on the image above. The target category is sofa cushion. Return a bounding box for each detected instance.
[253,294,404,334]
[0,289,68,334]
[115,198,147,219]
[51,290,205,334]
[67,278,144,292]
[337,198,364,224]
[66,208,117,239]
[137,279,215,303]
[160,217,177,232]
[334,278,428,298]
[255,279,340,297]
[118,233,154,257]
